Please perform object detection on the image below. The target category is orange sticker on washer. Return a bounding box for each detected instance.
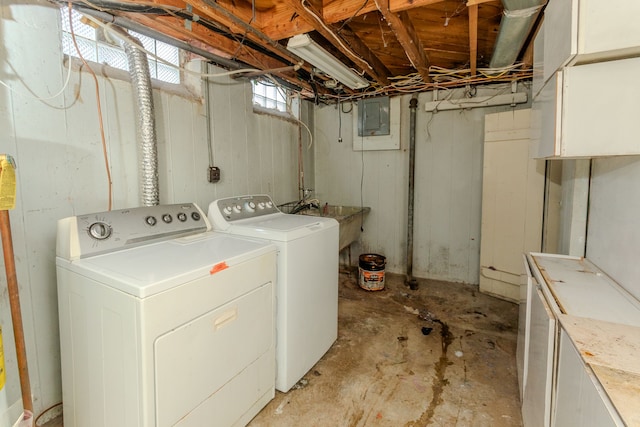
[210,261,228,275]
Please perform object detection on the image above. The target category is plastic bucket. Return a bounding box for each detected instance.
[358,254,386,291]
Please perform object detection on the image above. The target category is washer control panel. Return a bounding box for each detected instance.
[209,195,280,226]
[57,203,210,259]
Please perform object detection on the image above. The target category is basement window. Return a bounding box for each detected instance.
[61,9,181,84]
[252,80,299,118]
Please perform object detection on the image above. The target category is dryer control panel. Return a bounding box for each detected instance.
[209,195,280,229]
[57,203,210,260]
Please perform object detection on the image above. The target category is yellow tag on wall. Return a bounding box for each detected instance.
[0,326,5,390]
[0,155,16,210]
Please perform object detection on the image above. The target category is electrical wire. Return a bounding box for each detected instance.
[69,2,113,211]
[74,4,531,103]
[300,0,374,75]
[34,402,62,427]
[79,12,293,80]
[0,54,73,101]
[255,74,313,148]
[337,0,368,33]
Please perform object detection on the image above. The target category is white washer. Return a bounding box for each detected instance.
[208,195,339,392]
[56,203,277,427]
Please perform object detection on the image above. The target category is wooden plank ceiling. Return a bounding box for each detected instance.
[67,0,536,100]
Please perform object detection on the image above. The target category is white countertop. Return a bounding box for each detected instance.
[530,254,640,326]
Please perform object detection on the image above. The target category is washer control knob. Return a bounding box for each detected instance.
[246,201,256,212]
[88,221,112,240]
[223,206,232,215]
[266,200,273,208]
[257,202,266,209]
[177,212,187,222]
[233,204,242,213]
[145,216,157,226]
[162,214,173,223]
[191,212,201,221]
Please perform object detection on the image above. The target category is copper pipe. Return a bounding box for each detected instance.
[0,210,33,414]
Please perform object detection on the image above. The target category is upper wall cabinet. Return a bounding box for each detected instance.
[534,0,640,98]
[532,57,640,158]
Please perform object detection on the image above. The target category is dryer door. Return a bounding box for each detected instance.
[154,282,274,426]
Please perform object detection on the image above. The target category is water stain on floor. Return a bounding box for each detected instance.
[249,272,522,427]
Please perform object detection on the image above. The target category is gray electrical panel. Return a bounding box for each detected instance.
[358,97,390,137]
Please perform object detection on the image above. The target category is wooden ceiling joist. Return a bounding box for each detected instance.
[262,0,448,42]
[468,3,478,75]
[282,0,390,86]
[189,0,300,65]
[120,12,318,93]
[69,0,531,99]
[374,0,431,82]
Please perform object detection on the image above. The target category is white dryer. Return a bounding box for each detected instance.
[56,203,277,427]
[208,195,339,392]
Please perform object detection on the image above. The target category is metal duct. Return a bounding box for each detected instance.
[489,0,547,69]
[113,30,160,206]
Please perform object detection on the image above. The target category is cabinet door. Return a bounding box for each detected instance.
[534,58,640,158]
[517,256,534,400]
[522,286,556,427]
[553,329,623,427]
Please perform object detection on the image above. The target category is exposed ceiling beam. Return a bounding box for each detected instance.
[521,14,543,70]
[261,0,448,41]
[468,3,478,75]
[389,0,446,13]
[120,13,318,90]
[321,0,378,24]
[374,0,431,82]
[123,14,282,69]
[465,0,498,5]
[281,0,390,86]
[189,0,302,66]
[333,25,392,85]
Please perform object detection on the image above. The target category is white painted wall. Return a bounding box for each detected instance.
[586,156,640,300]
[558,159,590,256]
[0,0,303,422]
[313,85,531,284]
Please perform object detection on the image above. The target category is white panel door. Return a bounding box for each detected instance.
[480,109,545,301]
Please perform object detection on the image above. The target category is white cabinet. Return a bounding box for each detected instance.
[521,286,555,427]
[516,257,532,400]
[553,329,623,427]
[531,0,640,158]
[522,254,640,427]
[532,57,640,158]
[535,0,640,92]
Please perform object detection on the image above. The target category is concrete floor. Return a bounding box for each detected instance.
[42,271,522,427]
[249,272,523,427]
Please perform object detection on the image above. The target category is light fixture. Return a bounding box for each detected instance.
[286,34,369,90]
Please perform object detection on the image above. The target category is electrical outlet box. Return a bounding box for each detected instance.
[208,166,221,183]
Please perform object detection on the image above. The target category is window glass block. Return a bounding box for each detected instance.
[99,44,128,70]
[61,8,181,85]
